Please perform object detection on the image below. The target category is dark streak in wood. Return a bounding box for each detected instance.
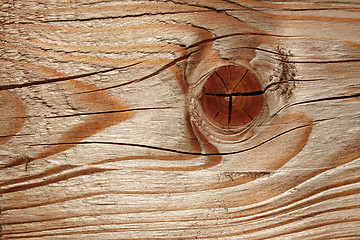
[0,62,143,91]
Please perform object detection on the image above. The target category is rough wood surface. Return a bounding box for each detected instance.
[1,0,359,239]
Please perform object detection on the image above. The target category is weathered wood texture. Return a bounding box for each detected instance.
[1,0,360,239]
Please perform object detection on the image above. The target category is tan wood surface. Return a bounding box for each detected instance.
[1,0,360,239]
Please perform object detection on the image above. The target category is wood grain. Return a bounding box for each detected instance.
[1,0,359,239]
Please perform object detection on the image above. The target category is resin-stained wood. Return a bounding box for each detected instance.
[0,0,359,239]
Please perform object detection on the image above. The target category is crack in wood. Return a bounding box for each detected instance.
[29,122,314,156]
[40,10,213,23]
[0,62,143,91]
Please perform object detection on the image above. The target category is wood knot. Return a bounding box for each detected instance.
[201,65,263,129]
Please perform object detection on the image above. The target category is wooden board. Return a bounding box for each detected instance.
[1,0,359,239]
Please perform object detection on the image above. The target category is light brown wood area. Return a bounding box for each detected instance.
[1,0,360,239]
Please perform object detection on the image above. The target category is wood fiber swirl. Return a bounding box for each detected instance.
[0,0,359,239]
